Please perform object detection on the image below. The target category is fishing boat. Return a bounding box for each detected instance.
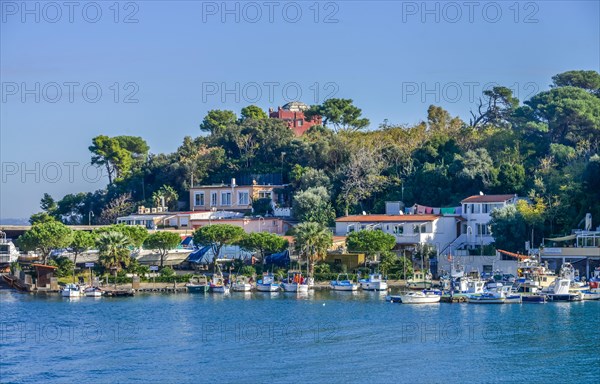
[256,273,280,292]
[359,273,388,291]
[61,283,83,298]
[407,270,433,290]
[231,276,253,292]
[84,286,103,297]
[186,275,210,293]
[330,273,358,291]
[281,271,309,293]
[398,290,441,304]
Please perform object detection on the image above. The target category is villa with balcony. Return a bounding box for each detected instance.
[189,178,286,213]
[459,194,518,249]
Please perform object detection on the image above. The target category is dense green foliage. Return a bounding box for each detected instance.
[144,231,182,267]
[17,221,73,264]
[238,232,288,262]
[346,230,396,258]
[31,71,600,241]
[192,224,245,262]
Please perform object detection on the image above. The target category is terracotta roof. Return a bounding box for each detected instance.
[461,194,516,203]
[336,214,440,223]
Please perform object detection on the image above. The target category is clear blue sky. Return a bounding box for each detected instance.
[1,0,599,219]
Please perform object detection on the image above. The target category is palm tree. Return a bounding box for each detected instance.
[293,222,333,276]
[97,231,132,287]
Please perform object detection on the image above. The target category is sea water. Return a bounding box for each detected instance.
[1,289,598,384]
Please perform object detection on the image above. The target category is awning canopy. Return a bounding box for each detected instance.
[545,234,576,242]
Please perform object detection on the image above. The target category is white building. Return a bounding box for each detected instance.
[458,194,518,249]
[335,214,462,254]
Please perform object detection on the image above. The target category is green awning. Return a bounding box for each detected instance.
[545,234,576,242]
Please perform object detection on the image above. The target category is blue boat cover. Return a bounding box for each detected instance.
[264,250,290,267]
[180,236,193,247]
[187,246,211,264]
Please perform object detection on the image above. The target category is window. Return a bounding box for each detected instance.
[482,204,490,214]
[221,192,231,206]
[259,190,272,199]
[238,191,249,205]
[297,120,303,126]
[210,192,218,206]
[477,223,490,236]
[473,204,481,214]
[393,225,404,235]
[194,192,205,206]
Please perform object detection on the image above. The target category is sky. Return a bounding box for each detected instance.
[1,0,599,220]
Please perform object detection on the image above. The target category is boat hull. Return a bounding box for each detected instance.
[211,285,230,294]
[187,284,209,293]
[522,295,546,303]
[331,284,358,291]
[231,283,253,292]
[546,293,582,302]
[282,283,309,293]
[360,281,388,291]
[256,284,279,292]
[399,294,441,304]
[581,291,600,300]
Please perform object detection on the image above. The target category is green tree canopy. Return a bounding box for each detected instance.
[89,135,149,184]
[144,231,182,267]
[293,222,333,275]
[489,205,528,253]
[199,110,237,134]
[292,187,336,226]
[552,70,600,95]
[97,231,133,278]
[240,105,268,120]
[308,98,370,133]
[346,230,396,258]
[18,221,73,264]
[95,224,148,247]
[239,232,288,262]
[192,224,245,262]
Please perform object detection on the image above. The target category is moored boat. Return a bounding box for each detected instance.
[468,286,522,304]
[84,286,103,297]
[330,273,358,291]
[256,273,280,292]
[359,273,388,291]
[231,276,253,292]
[398,290,441,304]
[186,275,210,293]
[61,283,83,298]
[281,271,309,293]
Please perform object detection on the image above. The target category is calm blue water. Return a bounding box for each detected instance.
[1,288,598,384]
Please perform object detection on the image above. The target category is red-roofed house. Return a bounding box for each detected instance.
[269,101,322,136]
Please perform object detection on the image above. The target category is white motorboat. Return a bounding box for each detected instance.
[468,286,522,304]
[256,273,280,292]
[61,283,83,298]
[330,273,358,291]
[84,286,103,297]
[580,289,600,300]
[210,274,230,294]
[231,276,253,292]
[359,273,388,291]
[398,290,441,304]
[281,271,309,293]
